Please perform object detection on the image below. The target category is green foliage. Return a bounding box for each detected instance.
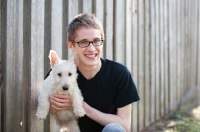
[174,117,200,132]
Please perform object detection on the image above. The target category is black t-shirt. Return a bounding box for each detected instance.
[77,58,140,132]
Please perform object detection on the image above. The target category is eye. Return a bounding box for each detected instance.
[80,41,88,44]
[68,72,72,76]
[58,73,62,77]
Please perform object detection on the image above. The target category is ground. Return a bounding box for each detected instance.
[141,106,200,132]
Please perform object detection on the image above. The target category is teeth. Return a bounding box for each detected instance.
[86,54,97,57]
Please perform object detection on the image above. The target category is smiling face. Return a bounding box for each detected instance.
[68,26,103,68]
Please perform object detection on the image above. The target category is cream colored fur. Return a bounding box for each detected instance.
[36,50,85,132]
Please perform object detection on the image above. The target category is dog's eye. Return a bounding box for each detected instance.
[68,72,72,76]
[58,73,62,77]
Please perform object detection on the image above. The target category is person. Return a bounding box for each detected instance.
[49,13,140,132]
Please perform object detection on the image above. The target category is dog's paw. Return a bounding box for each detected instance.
[73,107,85,117]
[35,111,47,120]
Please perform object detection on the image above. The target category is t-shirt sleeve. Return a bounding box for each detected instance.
[114,67,140,108]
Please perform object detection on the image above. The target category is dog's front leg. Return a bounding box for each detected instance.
[71,89,85,117]
[36,93,50,119]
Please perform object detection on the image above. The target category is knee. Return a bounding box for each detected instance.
[102,123,126,132]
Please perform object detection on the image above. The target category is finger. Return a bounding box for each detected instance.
[52,94,71,99]
[50,96,72,103]
[51,104,73,111]
[50,98,72,108]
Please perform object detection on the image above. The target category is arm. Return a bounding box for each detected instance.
[83,102,132,132]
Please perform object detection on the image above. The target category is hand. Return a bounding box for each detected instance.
[49,94,73,113]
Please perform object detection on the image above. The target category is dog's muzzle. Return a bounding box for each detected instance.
[63,86,69,90]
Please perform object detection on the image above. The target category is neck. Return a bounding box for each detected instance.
[78,60,101,80]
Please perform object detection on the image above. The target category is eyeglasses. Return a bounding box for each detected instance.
[73,39,104,48]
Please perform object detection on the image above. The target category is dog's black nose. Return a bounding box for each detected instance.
[63,86,68,90]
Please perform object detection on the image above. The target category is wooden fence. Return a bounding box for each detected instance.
[1,0,200,132]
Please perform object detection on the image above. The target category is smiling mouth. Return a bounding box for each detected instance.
[85,53,98,58]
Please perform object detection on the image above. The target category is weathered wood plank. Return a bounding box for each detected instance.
[163,0,169,115]
[82,0,92,13]
[144,0,150,127]
[191,0,198,91]
[126,0,132,72]
[30,0,45,131]
[131,0,138,131]
[51,0,63,58]
[0,0,2,130]
[67,0,79,58]
[168,0,177,111]
[159,0,165,117]
[114,0,125,64]
[138,0,145,130]
[176,0,181,106]
[183,0,189,96]
[179,0,184,107]
[150,0,156,122]
[105,0,114,60]
[192,0,199,107]
[4,0,23,131]
[95,0,104,58]
[198,0,200,106]
[155,0,160,120]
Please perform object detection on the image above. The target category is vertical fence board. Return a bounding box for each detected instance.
[67,0,79,58]
[30,0,45,131]
[138,0,145,130]
[191,1,198,89]
[176,0,181,105]
[198,0,200,106]
[114,0,125,64]
[95,0,104,57]
[155,0,160,119]
[4,1,23,131]
[179,0,184,106]
[168,0,177,110]
[159,0,165,117]
[193,0,199,107]
[82,0,92,13]
[163,0,169,115]
[183,0,189,96]
[131,0,138,131]
[126,0,132,72]
[186,0,192,92]
[144,0,150,127]
[150,0,156,122]
[0,0,1,130]
[105,0,113,60]
[51,0,63,58]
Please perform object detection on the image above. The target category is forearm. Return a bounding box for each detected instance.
[83,102,131,132]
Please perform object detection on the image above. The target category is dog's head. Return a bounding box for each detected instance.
[49,50,78,94]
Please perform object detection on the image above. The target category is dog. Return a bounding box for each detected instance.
[36,50,85,132]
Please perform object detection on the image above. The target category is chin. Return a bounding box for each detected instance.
[85,61,99,66]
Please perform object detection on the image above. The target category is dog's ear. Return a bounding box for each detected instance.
[49,50,60,67]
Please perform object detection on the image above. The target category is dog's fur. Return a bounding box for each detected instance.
[36,50,85,132]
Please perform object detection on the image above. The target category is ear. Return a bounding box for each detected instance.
[67,41,74,51]
[49,50,60,67]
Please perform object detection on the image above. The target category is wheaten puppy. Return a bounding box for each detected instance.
[36,50,85,132]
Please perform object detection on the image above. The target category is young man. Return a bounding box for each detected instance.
[49,13,140,132]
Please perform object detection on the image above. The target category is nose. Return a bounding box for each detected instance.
[87,42,96,50]
[63,86,68,90]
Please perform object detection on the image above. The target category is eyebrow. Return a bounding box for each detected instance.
[76,38,101,42]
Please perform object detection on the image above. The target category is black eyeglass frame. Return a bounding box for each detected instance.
[73,39,104,48]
